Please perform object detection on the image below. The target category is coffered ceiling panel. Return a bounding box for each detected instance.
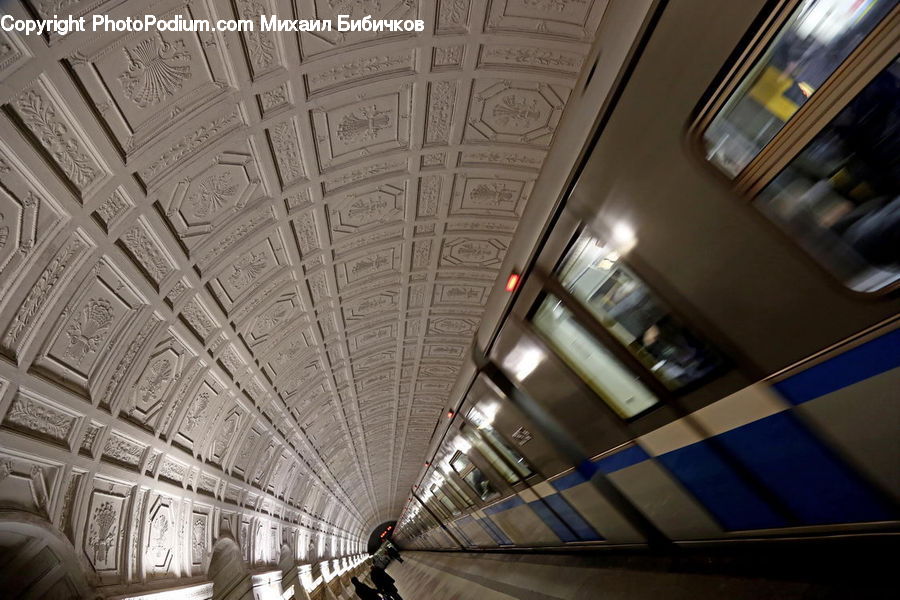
[0,0,605,585]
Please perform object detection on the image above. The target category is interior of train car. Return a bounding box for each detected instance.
[0,0,896,598]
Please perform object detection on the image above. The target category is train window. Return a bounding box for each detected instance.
[531,294,659,418]
[439,494,460,516]
[444,476,474,508]
[463,428,520,485]
[555,230,724,390]
[427,486,451,519]
[467,409,534,480]
[443,475,474,508]
[450,452,499,501]
[431,484,460,516]
[755,57,899,291]
[703,0,895,176]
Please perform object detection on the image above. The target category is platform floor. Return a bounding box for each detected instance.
[383,544,897,600]
[388,553,519,600]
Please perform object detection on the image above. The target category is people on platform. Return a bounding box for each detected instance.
[351,576,382,600]
[373,551,390,569]
[386,544,404,564]
[371,565,403,600]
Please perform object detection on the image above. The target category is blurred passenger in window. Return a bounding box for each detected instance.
[556,236,723,390]
[602,275,716,386]
[704,0,896,176]
[757,57,899,291]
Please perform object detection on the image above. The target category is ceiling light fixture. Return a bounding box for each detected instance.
[502,344,544,383]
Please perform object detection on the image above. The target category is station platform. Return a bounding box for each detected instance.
[382,540,897,600]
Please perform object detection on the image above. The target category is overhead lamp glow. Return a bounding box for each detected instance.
[502,344,544,383]
[612,222,636,251]
[453,435,471,454]
[480,401,499,426]
[469,402,498,428]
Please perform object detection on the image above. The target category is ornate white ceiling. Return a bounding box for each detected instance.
[0,0,604,587]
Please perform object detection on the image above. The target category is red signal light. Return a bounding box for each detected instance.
[446,409,454,419]
[505,273,520,292]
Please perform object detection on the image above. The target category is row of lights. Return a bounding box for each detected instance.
[427,271,520,465]
[408,270,518,522]
[406,222,638,533]
[433,221,638,436]
[414,268,522,485]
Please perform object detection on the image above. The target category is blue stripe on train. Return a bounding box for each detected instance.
[538,495,603,541]
[656,441,788,530]
[484,495,524,515]
[451,522,473,545]
[479,517,512,545]
[773,329,900,405]
[715,410,896,524]
[552,470,588,491]
[551,329,898,533]
[527,499,579,542]
[596,445,650,474]
[485,493,596,543]
[659,410,897,530]
[551,445,651,492]
[659,329,899,530]
[461,514,498,545]
[457,515,476,531]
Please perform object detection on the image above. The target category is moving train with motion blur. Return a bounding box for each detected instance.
[393,0,900,552]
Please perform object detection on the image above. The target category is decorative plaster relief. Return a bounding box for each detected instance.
[306,50,415,96]
[66,3,233,157]
[145,494,176,578]
[478,44,585,75]
[465,79,568,146]
[1,231,93,362]
[311,87,411,171]
[257,82,292,117]
[31,258,147,399]
[3,389,79,447]
[485,0,607,40]
[327,183,406,242]
[84,491,126,573]
[436,0,470,33]
[267,118,306,189]
[297,0,419,58]
[235,0,284,79]
[12,77,108,197]
[425,81,456,146]
[102,431,145,468]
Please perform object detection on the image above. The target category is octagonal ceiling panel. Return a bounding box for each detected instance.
[0,0,607,584]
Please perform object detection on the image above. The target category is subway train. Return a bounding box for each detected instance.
[394,0,899,551]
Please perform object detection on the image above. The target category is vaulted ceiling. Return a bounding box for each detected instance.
[0,0,604,584]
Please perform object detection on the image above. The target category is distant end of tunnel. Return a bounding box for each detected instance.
[367,521,397,555]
